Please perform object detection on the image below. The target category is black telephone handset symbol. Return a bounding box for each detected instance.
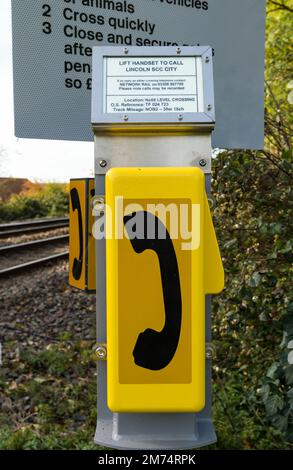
[124,211,182,371]
[70,188,83,281]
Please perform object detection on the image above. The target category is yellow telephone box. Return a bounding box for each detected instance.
[105,167,224,413]
[69,178,96,292]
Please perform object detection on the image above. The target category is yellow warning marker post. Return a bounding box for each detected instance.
[69,178,96,292]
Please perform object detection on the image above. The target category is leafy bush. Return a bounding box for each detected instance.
[0,183,69,222]
[209,2,293,443]
[0,194,48,221]
[212,147,292,443]
[42,184,69,217]
[0,0,291,451]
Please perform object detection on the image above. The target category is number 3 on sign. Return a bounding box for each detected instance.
[42,4,52,34]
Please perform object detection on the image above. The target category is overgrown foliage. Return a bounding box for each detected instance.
[0,1,291,450]
[0,336,291,450]
[211,0,293,444]
[0,183,69,222]
[211,150,292,446]
[0,341,98,450]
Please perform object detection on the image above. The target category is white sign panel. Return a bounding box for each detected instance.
[11,0,266,149]
[104,57,203,114]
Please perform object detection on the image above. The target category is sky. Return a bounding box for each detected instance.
[0,1,93,182]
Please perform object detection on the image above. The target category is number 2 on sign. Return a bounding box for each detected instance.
[42,4,52,35]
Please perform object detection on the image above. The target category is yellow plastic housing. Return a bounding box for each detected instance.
[69,178,96,292]
[105,167,224,412]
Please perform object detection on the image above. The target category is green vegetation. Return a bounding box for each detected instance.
[0,338,291,450]
[0,342,98,450]
[209,151,292,448]
[208,0,293,447]
[0,183,69,222]
[0,0,292,450]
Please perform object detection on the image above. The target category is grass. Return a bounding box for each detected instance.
[0,339,292,450]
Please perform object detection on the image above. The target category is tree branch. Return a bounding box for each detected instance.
[268,0,293,13]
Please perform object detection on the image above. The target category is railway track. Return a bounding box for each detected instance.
[0,218,69,276]
[0,234,69,254]
[0,217,69,238]
[0,251,69,277]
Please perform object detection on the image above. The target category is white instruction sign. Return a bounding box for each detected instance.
[104,57,202,114]
[11,0,266,148]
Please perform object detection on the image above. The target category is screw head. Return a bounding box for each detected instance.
[205,56,210,63]
[208,197,215,208]
[178,114,183,121]
[99,160,107,168]
[206,347,213,360]
[91,196,104,207]
[176,47,181,54]
[123,114,129,122]
[92,196,105,215]
[207,104,212,111]
[124,47,129,54]
[95,346,107,360]
[199,159,207,167]
[206,344,216,360]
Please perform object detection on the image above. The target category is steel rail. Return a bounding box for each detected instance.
[0,251,69,277]
[0,217,68,231]
[0,235,69,254]
[0,222,69,238]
